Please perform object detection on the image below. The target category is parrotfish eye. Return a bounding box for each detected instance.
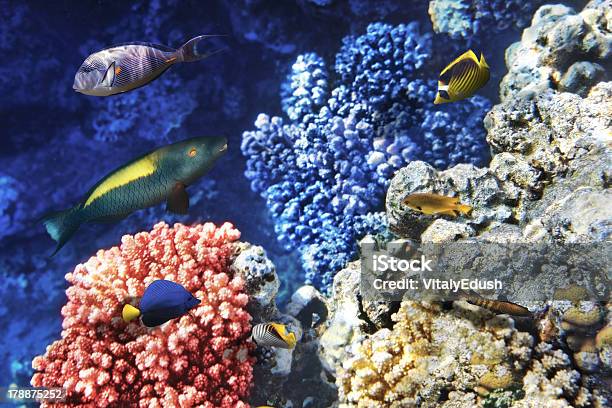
[188,148,197,157]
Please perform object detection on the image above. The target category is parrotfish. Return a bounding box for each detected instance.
[42,136,227,255]
[434,50,490,104]
[251,323,297,349]
[73,35,225,96]
[403,192,472,217]
[122,280,201,327]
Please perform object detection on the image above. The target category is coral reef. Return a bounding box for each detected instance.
[335,299,533,407]
[428,0,544,39]
[387,69,611,245]
[229,241,335,408]
[31,222,254,407]
[242,21,491,291]
[1,0,610,406]
[281,53,329,122]
[318,260,611,407]
[499,1,611,100]
[313,1,612,407]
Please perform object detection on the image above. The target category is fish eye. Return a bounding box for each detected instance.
[188,148,197,157]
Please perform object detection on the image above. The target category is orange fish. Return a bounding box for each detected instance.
[403,193,472,217]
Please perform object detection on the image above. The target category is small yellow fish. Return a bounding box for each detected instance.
[434,50,489,104]
[251,323,297,349]
[402,192,472,217]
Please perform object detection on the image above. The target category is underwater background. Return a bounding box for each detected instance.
[1,0,610,407]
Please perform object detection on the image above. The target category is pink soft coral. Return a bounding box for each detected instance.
[32,222,254,407]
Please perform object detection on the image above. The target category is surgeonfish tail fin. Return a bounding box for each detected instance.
[457,203,473,216]
[122,304,141,322]
[41,207,81,256]
[177,35,228,63]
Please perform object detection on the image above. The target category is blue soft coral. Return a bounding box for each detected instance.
[281,53,329,122]
[242,22,491,290]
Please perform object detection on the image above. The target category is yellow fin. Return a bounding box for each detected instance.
[456,203,473,216]
[122,304,141,322]
[436,208,459,217]
[270,323,297,348]
[439,49,479,77]
[84,154,158,207]
[479,53,489,69]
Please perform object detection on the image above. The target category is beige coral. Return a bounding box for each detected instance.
[335,301,533,407]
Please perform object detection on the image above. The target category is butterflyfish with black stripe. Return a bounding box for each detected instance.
[73,35,226,96]
[434,50,490,104]
[251,323,297,349]
[42,136,227,255]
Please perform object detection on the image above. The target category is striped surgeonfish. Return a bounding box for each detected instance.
[73,35,225,96]
[251,323,297,349]
[42,136,227,255]
[434,50,489,104]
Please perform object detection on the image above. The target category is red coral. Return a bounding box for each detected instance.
[32,222,254,407]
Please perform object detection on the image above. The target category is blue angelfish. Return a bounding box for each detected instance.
[122,280,201,327]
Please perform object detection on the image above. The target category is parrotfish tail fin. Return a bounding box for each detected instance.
[457,203,473,216]
[122,304,141,322]
[41,207,81,256]
[178,35,228,63]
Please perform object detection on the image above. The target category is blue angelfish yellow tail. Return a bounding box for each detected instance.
[122,304,141,322]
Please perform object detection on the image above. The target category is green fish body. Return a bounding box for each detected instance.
[42,136,227,255]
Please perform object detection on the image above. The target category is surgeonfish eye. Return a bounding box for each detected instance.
[188,148,197,157]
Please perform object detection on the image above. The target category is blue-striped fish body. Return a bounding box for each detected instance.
[42,136,227,255]
[434,50,490,104]
[74,35,224,96]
